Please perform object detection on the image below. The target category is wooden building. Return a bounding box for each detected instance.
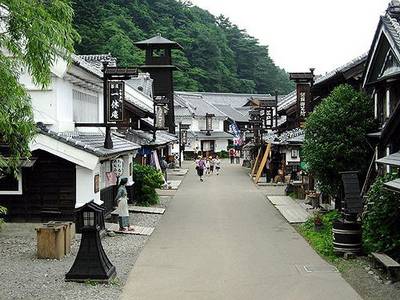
[363,1,400,192]
[0,54,141,221]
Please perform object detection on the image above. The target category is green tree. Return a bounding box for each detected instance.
[0,0,79,174]
[302,84,376,198]
[72,0,294,94]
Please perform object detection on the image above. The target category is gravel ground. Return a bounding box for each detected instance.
[337,256,400,300]
[0,195,173,300]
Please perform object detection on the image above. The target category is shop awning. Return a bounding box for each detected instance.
[376,151,400,167]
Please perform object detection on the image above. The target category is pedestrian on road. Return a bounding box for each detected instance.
[115,177,134,232]
[195,156,206,182]
[205,157,211,175]
[214,156,221,175]
[229,148,235,164]
[235,149,240,164]
[160,156,169,183]
[209,156,215,174]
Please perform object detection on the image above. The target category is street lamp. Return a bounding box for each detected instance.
[65,201,116,283]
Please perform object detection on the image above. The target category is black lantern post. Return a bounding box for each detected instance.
[65,201,116,283]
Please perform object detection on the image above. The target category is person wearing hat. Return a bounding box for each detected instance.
[115,177,134,231]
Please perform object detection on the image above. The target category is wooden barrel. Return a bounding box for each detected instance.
[332,220,362,254]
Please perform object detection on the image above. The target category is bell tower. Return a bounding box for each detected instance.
[135,35,183,134]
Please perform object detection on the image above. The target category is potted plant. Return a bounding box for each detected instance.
[313,212,323,231]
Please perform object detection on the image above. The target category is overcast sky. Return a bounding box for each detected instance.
[190,0,390,75]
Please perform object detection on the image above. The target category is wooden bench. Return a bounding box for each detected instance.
[372,252,400,281]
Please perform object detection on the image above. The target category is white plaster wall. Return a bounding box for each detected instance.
[75,164,101,208]
[215,139,229,152]
[30,90,57,126]
[55,77,74,132]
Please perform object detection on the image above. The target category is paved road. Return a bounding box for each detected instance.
[121,161,361,300]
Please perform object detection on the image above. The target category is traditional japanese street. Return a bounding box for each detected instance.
[121,162,360,300]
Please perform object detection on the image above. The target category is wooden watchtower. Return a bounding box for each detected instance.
[135,35,183,134]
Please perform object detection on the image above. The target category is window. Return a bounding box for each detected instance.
[291,149,299,158]
[73,89,99,122]
[0,173,22,195]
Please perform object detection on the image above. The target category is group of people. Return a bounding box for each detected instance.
[229,148,241,164]
[195,155,221,182]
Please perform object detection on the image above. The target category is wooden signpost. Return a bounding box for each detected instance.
[254,143,271,184]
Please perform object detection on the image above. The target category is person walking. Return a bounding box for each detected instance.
[235,149,240,164]
[195,156,206,182]
[209,156,215,174]
[160,156,169,183]
[229,148,235,164]
[115,177,134,231]
[214,156,221,175]
[205,157,211,175]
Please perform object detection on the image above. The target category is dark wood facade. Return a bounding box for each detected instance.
[0,150,76,222]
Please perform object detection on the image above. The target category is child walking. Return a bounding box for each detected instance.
[214,156,221,175]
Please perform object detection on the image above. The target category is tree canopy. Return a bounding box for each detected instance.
[302,84,376,197]
[0,0,79,174]
[72,0,294,94]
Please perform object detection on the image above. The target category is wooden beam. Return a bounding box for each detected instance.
[250,147,262,177]
[254,143,271,184]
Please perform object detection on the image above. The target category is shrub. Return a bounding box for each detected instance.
[218,150,229,159]
[363,173,400,256]
[299,210,341,261]
[303,84,376,198]
[132,164,164,206]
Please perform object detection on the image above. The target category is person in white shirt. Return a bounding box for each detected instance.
[214,156,221,175]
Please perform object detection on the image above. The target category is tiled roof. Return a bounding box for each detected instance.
[213,104,248,122]
[278,90,297,111]
[125,130,177,146]
[176,91,271,108]
[135,35,183,50]
[78,54,117,70]
[262,128,304,145]
[174,92,226,117]
[38,124,140,158]
[314,53,368,86]
[71,54,103,78]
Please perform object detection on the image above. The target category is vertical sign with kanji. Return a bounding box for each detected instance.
[264,107,274,129]
[296,83,311,126]
[206,114,213,131]
[107,81,124,122]
[155,106,166,129]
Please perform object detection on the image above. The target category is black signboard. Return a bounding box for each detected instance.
[107,81,124,122]
[264,107,274,129]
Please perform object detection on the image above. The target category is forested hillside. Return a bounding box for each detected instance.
[73,0,294,94]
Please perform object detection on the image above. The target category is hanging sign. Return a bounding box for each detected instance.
[112,158,124,177]
[264,107,274,129]
[107,81,124,122]
[205,114,214,131]
[181,130,188,145]
[155,105,166,129]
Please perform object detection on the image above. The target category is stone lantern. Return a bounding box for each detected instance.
[65,201,116,283]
